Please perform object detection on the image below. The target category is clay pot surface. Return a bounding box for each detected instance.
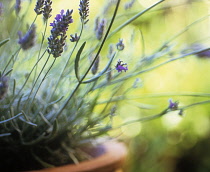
[29,141,127,172]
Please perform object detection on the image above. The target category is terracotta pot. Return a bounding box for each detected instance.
[29,141,127,172]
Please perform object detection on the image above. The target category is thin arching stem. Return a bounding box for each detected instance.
[54,0,121,119]
[33,20,49,85]
[49,22,84,100]
[29,57,57,110]
[25,54,51,108]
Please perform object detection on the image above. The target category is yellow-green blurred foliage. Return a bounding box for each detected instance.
[3,0,210,171]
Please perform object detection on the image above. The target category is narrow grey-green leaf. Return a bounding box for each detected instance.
[46,96,64,107]
[75,42,86,81]
[45,119,58,142]
[4,68,13,76]
[0,38,10,47]
[0,113,22,124]
[0,133,11,137]
[82,53,116,84]
[19,116,37,126]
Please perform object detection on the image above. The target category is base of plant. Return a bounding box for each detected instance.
[27,140,127,172]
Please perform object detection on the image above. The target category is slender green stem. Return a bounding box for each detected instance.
[181,99,210,110]
[108,0,165,38]
[15,49,47,98]
[108,99,210,131]
[94,47,210,89]
[158,14,210,51]
[50,22,84,100]
[82,108,169,139]
[139,29,145,58]
[2,47,21,76]
[29,15,38,30]
[33,20,48,85]
[128,92,210,100]
[97,92,210,104]
[25,54,51,107]
[55,0,121,119]
[29,57,56,109]
[81,0,121,82]
[115,109,167,129]
[0,113,22,124]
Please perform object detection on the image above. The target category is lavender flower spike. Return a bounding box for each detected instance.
[18,24,36,50]
[79,0,89,24]
[115,59,128,72]
[15,0,21,15]
[95,18,106,40]
[48,9,73,58]
[43,0,52,19]
[34,0,44,15]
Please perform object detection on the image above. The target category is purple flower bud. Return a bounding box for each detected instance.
[191,44,210,58]
[168,99,178,110]
[89,55,100,75]
[124,0,136,10]
[115,59,128,72]
[18,24,36,50]
[95,18,106,40]
[116,39,125,51]
[106,67,112,82]
[108,44,114,59]
[70,33,80,42]
[15,0,21,15]
[34,0,44,15]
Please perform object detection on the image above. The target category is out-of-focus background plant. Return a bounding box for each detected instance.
[116,0,210,172]
[1,0,210,171]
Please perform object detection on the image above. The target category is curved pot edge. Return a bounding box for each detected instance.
[28,140,127,172]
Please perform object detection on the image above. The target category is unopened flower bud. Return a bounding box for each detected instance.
[115,59,128,72]
[70,33,80,42]
[95,18,106,40]
[168,99,178,110]
[116,39,125,51]
[89,55,100,75]
[106,68,112,82]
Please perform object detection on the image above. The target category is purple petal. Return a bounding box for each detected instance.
[55,14,62,21]
[116,65,128,72]
[60,9,64,15]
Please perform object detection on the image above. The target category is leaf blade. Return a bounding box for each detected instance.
[0,38,10,47]
[75,42,86,81]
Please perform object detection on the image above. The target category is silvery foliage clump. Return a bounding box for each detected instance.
[0,0,210,170]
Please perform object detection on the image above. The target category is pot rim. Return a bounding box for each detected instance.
[29,140,127,172]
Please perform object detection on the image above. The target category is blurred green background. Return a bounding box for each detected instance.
[115,1,210,172]
[2,0,210,171]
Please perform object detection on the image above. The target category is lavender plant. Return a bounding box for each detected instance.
[0,0,210,171]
